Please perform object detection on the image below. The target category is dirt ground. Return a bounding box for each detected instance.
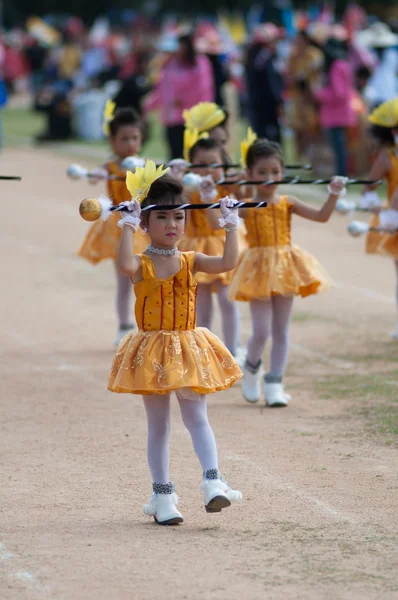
[1,148,397,600]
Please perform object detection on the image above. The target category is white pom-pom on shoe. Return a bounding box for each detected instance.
[226,489,243,502]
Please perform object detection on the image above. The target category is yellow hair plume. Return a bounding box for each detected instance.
[240,127,258,168]
[103,99,116,135]
[125,160,170,204]
[368,98,398,128]
[183,128,209,162]
[183,102,226,133]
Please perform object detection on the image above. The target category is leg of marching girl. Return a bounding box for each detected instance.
[264,296,294,407]
[242,299,271,403]
[113,263,135,347]
[196,283,214,329]
[177,393,242,514]
[142,394,184,525]
[390,260,398,339]
[242,296,293,406]
[214,280,245,364]
[141,392,242,525]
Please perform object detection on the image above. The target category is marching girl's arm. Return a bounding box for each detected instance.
[363,148,391,192]
[194,199,239,273]
[290,176,347,223]
[117,200,142,277]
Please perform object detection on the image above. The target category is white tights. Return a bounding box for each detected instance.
[143,393,218,484]
[114,262,133,327]
[247,296,294,377]
[196,281,240,355]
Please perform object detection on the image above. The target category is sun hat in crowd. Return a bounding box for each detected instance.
[356,21,398,48]
[368,98,398,128]
[251,22,284,45]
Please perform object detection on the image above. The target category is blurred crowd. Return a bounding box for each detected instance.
[1,3,398,175]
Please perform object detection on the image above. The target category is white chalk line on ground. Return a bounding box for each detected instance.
[224,454,359,525]
[0,542,39,591]
[334,280,394,305]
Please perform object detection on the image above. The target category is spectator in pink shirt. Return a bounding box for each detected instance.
[313,38,356,175]
[145,32,214,159]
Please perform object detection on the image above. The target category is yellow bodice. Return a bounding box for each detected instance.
[244,196,292,247]
[107,160,130,206]
[134,252,197,332]
[184,190,226,239]
[387,151,398,202]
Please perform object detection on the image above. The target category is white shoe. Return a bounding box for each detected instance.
[233,346,248,369]
[242,361,263,403]
[113,324,135,347]
[143,490,184,526]
[200,474,242,513]
[264,381,290,407]
[389,323,398,339]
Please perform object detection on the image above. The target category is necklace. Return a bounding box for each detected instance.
[147,244,177,256]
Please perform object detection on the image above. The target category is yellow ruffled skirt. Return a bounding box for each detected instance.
[108,327,242,395]
[78,213,149,265]
[178,229,247,287]
[366,214,398,259]
[228,244,332,301]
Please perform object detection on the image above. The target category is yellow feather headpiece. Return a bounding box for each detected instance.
[240,127,258,168]
[126,160,170,204]
[368,98,398,128]
[183,128,209,162]
[183,102,226,134]
[103,99,116,135]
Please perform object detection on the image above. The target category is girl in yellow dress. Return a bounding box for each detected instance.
[108,161,242,525]
[178,136,247,364]
[228,139,346,407]
[78,106,149,345]
[362,99,398,337]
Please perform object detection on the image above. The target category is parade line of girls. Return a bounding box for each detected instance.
[74,97,398,525]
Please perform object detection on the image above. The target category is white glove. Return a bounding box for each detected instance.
[347,221,370,237]
[117,199,142,231]
[168,159,188,178]
[218,197,241,230]
[335,199,356,215]
[182,172,202,190]
[121,156,146,171]
[379,209,398,232]
[67,163,88,180]
[328,176,348,197]
[358,191,381,210]
[199,175,218,202]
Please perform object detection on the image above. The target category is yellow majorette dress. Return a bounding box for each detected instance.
[78,160,149,264]
[228,196,332,301]
[366,150,398,259]
[108,252,242,395]
[178,190,247,286]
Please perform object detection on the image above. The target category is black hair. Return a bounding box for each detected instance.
[246,139,284,169]
[368,124,395,146]
[189,137,223,162]
[140,174,185,223]
[109,107,144,137]
[178,32,197,67]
